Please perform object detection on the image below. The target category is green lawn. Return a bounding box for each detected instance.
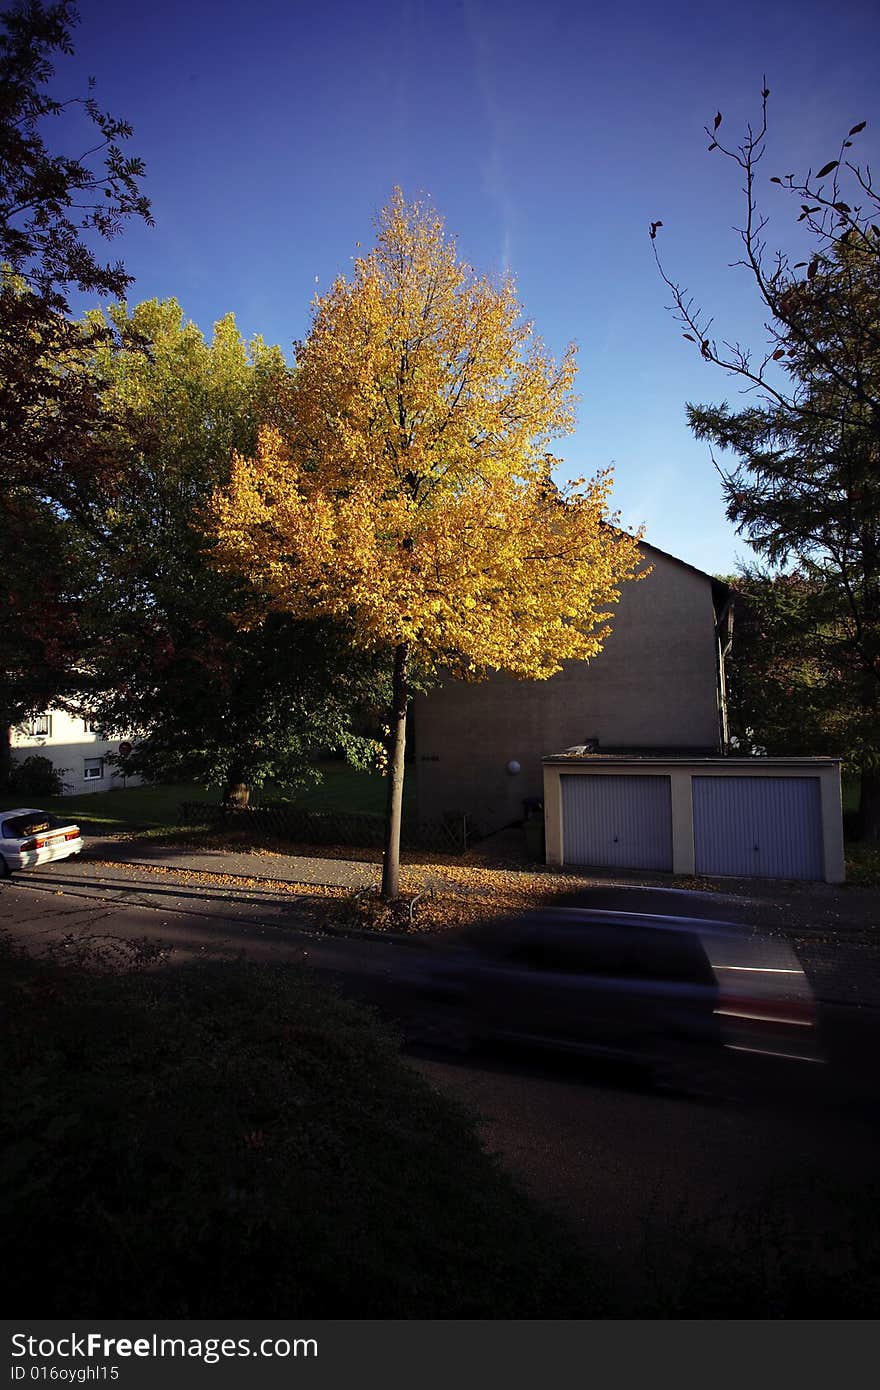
[0,781,217,831]
[840,776,880,883]
[845,840,880,886]
[272,760,416,817]
[843,773,860,816]
[0,761,411,832]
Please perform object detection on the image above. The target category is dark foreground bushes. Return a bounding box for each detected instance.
[8,932,874,1318]
[0,936,598,1317]
[6,752,67,797]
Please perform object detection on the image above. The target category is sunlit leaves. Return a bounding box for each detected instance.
[207,191,644,683]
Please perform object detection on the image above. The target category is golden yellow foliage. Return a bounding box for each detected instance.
[207,189,644,680]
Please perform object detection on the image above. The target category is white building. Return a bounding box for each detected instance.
[10,708,142,795]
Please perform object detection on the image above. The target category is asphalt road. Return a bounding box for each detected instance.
[0,864,421,984]
[411,1051,880,1311]
[8,847,878,1077]
[4,856,879,1314]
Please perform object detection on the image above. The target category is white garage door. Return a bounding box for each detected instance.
[693,776,824,880]
[561,774,674,871]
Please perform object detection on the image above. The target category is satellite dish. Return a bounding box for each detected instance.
[118,741,132,756]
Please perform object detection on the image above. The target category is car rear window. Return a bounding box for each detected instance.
[473,919,715,984]
[2,813,66,838]
[576,925,715,984]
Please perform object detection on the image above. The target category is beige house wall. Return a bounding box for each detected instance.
[414,547,724,830]
[11,708,142,796]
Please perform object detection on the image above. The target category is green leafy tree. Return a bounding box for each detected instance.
[0,0,150,306]
[80,299,385,803]
[0,0,151,775]
[653,90,880,836]
[723,568,857,759]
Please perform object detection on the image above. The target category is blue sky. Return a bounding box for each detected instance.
[57,0,880,575]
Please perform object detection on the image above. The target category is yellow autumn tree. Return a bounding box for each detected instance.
[207,190,644,898]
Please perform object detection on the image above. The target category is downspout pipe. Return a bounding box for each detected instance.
[714,591,735,754]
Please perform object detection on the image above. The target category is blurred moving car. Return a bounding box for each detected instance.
[550,883,754,920]
[0,808,83,875]
[407,908,825,1081]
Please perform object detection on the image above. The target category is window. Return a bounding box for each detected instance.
[83,757,104,782]
[3,813,62,838]
[26,713,50,737]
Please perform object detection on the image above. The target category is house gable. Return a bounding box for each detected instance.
[413,544,728,832]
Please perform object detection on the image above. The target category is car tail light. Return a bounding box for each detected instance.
[20,838,37,851]
[65,829,79,841]
[716,991,816,1029]
[711,958,824,1065]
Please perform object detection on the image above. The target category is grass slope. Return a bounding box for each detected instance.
[0,762,412,832]
[0,937,600,1318]
[0,781,215,830]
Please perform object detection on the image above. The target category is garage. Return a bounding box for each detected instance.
[561,773,673,871]
[544,754,845,883]
[692,775,824,880]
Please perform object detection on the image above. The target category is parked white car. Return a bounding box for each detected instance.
[0,808,83,875]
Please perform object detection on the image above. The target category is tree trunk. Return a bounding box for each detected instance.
[857,767,880,842]
[223,767,251,809]
[381,642,410,901]
[0,721,12,790]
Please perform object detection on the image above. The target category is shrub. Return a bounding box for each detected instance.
[0,936,600,1317]
[7,753,68,797]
